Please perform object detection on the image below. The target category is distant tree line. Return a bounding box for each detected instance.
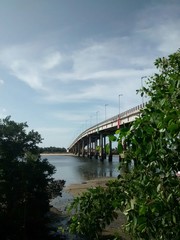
[39,146,67,153]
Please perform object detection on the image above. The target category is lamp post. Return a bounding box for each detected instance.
[141,76,146,105]
[117,94,123,129]
[96,111,99,133]
[118,94,123,117]
[104,104,108,120]
[118,94,123,161]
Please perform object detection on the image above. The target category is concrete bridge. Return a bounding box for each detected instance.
[68,103,145,161]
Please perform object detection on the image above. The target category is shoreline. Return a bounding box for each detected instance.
[40,152,75,156]
[63,177,130,240]
[64,177,116,196]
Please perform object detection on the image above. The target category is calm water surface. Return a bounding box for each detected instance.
[42,154,121,220]
[42,154,120,186]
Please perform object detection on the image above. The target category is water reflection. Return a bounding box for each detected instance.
[42,154,120,186]
[78,158,114,180]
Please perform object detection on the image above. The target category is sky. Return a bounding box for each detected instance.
[0,0,179,148]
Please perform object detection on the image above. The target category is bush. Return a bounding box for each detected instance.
[0,117,61,240]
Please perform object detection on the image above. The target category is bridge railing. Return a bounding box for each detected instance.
[69,103,146,150]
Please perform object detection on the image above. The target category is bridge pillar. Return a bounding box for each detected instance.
[108,140,112,162]
[77,144,79,156]
[87,136,89,157]
[104,136,107,160]
[75,144,78,155]
[81,140,85,157]
[88,135,92,159]
[77,142,81,156]
[94,138,98,159]
[99,133,104,161]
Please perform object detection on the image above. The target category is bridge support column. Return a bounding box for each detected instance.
[87,136,89,158]
[99,133,104,161]
[104,136,107,160]
[108,140,112,162]
[94,138,98,159]
[81,140,85,157]
[74,145,77,155]
[88,136,92,159]
[77,142,81,156]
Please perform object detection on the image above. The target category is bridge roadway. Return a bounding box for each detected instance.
[68,103,145,161]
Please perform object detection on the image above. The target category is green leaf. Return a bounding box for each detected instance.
[172,215,176,224]
[115,129,120,134]
[109,135,117,141]
[160,99,166,106]
[157,183,161,192]
[147,142,153,155]
[139,205,147,215]
[117,142,123,153]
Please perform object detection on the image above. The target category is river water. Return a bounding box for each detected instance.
[42,154,121,238]
[42,154,120,186]
[42,154,121,210]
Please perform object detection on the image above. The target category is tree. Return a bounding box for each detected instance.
[39,146,67,153]
[0,116,57,240]
[68,50,180,239]
[117,49,180,239]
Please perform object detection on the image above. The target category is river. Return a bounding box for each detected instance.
[42,154,120,186]
[41,154,121,211]
[42,154,122,239]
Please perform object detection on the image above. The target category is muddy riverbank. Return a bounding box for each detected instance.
[50,177,130,240]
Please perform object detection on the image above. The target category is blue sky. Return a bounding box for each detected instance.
[0,0,179,148]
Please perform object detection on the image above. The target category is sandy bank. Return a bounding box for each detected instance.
[64,177,130,239]
[64,177,115,196]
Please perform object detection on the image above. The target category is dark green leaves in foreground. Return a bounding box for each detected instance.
[0,116,58,240]
[68,180,125,240]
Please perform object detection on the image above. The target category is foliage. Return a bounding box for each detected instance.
[0,116,60,240]
[114,50,180,239]
[68,50,180,240]
[105,143,110,155]
[68,180,123,240]
[47,179,66,199]
[39,146,67,153]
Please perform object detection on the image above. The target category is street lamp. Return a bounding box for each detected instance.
[96,111,99,133]
[118,94,123,117]
[104,104,108,120]
[118,94,123,129]
[141,76,147,105]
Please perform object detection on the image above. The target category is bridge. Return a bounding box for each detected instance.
[68,103,145,161]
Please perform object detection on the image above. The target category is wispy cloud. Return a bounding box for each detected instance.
[0,79,4,85]
[42,51,62,70]
[0,39,153,103]
[0,10,179,107]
